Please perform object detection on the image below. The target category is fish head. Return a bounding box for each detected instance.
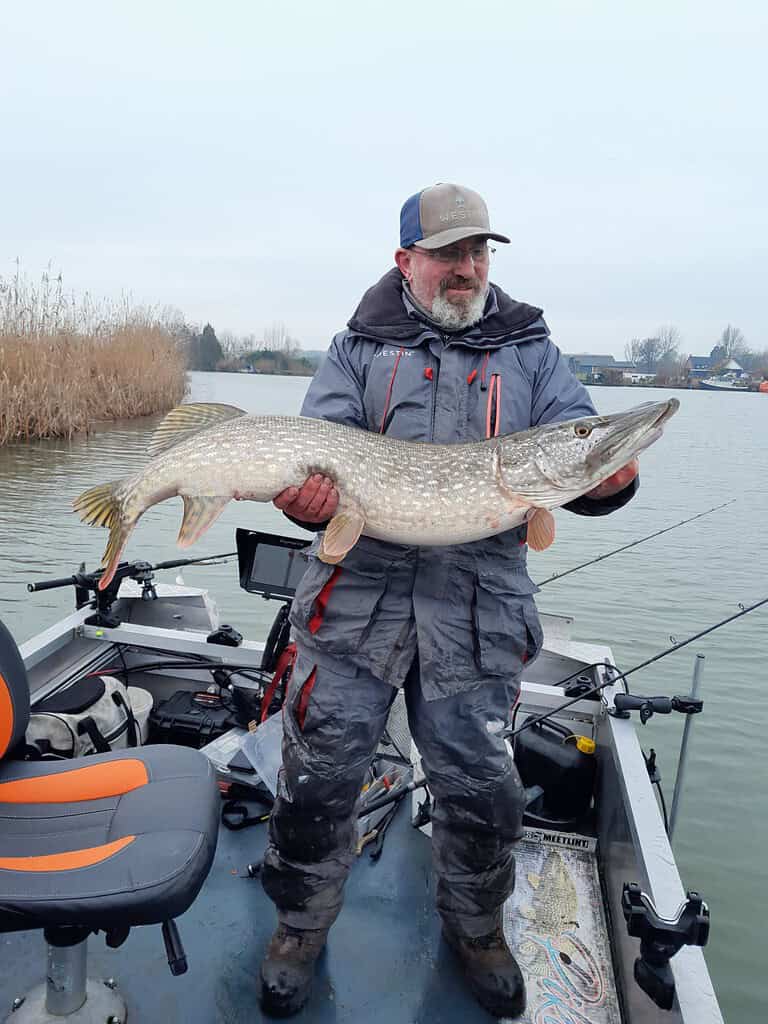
[500,399,679,504]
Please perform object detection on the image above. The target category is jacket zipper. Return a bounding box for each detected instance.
[486,372,502,438]
[429,359,438,441]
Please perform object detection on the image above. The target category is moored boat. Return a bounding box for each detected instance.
[698,374,751,392]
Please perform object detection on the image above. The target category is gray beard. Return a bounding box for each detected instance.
[430,287,487,331]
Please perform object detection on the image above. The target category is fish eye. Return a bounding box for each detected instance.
[574,423,592,438]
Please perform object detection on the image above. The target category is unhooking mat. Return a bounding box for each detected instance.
[503,827,622,1024]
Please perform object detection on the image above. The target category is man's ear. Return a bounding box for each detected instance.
[394,247,413,282]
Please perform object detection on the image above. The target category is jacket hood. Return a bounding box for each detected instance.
[347,267,547,348]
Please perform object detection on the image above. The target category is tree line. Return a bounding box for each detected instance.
[182,321,317,375]
[624,324,768,381]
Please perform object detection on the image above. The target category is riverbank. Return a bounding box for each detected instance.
[0,326,187,445]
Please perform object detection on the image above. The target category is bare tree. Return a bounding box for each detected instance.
[637,337,662,373]
[264,321,290,352]
[716,324,747,358]
[624,338,643,364]
[656,324,681,359]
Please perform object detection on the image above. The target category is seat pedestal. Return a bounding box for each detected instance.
[6,939,126,1023]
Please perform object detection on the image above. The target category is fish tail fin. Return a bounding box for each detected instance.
[72,480,135,590]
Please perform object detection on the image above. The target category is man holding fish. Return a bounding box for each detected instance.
[259,184,640,1018]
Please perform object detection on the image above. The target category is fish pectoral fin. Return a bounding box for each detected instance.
[318,510,365,564]
[177,495,230,548]
[526,508,556,551]
[148,403,247,458]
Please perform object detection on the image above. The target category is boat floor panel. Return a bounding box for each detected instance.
[0,812,622,1023]
[506,829,622,1024]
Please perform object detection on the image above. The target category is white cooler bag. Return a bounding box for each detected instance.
[25,674,140,759]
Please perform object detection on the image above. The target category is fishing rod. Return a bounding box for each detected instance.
[152,551,236,570]
[26,552,239,592]
[505,593,768,739]
[536,499,735,587]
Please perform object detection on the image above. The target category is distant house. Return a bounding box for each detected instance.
[565,354,636,383]
[622,371,656,385]
[686,355,748,384]
[717,358,748,378]
[686,356,714,381]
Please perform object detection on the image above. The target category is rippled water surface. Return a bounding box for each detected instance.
[0,373,765,1021]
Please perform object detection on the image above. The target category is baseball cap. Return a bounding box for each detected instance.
[399,183,511,250]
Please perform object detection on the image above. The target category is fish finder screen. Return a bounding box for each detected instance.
[250,545,306,596]
[237,529,310,599]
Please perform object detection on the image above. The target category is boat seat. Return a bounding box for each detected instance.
[0,616,220,1019]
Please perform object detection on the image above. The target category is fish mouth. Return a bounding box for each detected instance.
[585,398,679,473]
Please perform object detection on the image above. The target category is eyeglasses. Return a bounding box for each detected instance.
[411,243,494,265]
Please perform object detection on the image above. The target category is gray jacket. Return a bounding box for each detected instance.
[289,269,637,699]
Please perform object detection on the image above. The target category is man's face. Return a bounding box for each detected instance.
[395,235,490,330]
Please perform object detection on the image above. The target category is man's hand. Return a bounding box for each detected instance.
[586,458,639,500]
[273,474,339,524]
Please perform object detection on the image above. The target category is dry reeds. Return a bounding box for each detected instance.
[0,269,187,444]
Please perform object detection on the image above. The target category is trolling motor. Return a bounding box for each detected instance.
[622,882,710,1010]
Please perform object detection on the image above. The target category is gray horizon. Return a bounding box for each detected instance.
[1,1,765,358]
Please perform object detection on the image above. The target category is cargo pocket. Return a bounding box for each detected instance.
[289,555,388,655]
[473,570,544,677]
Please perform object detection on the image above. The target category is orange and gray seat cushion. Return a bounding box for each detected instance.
[0,745,219,933]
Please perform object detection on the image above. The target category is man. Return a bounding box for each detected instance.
[259,184,638,1018]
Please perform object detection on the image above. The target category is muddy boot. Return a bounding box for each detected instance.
[259,923,329,1018]
[442,918,526,1019]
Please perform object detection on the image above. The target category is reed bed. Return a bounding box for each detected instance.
[0,271,187,445]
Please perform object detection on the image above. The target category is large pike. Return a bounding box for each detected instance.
[74,399,679,589]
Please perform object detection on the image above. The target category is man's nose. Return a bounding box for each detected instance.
[453,250,477,272]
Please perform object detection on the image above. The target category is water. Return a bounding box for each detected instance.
[0,373,765,1021]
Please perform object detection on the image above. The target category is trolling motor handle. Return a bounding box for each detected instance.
[622,882,709,1010]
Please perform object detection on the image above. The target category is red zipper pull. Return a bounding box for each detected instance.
[467,368,478,385]
[424,367,434,381]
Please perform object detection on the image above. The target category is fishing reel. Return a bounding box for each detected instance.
[622,882,710,1010]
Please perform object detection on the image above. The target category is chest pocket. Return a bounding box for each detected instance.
[363,348,431,439]
[473,569,543,676]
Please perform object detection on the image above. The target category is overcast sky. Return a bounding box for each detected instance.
[1,1,766,356]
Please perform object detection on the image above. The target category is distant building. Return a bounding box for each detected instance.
[686,355,714,381]
[622,371,656,385]
[686,355,748,384]
[717,358,748,378]
[565,354,636,383]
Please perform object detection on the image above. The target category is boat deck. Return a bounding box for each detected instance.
[1,796,622,1023]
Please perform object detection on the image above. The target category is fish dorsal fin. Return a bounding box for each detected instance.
[318,510,365,565]
[148,403,247,458]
